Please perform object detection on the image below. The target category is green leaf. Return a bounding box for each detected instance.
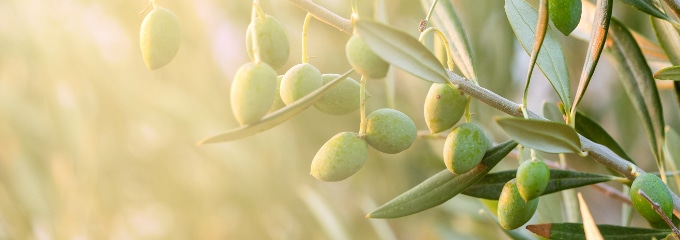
[606,19,665,166]
[652,17,680,65]
[367,140,518,219]
[420,0,477,80]
[462,169,615,200]
[506,0,572,111]
[526,223,672,240]
[355,20,448,84]
[197,70,353,144]
[577,193,604,240]
[549,0,582,35]
[496,117,583,155]
[542,101,565,122]
[620,0,680,26]
[654,65,680,80]
[666,128,680,168]
[575,111,634,163]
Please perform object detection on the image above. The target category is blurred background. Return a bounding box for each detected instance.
[1,0,679,239]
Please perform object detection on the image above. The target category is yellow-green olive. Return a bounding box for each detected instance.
[498,179,539,230]
[516,160,550,202]
[630,173,673,226]
[364,108,417,154]
[280,63,323,105]
[230,62,278,125]
[443,123,491,174]
[140,7,181,70]
[424,83,467,133]
[246,14,290,70]
[311,132,368,182]
[314,74,360,115]
[345,34,389,79]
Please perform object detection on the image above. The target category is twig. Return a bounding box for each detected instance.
[288,0,353,34]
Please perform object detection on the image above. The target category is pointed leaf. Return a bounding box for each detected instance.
[654,65,680,80]
[496,117,583,154]
[620,0,680,26]
[575,111,634,163]
[542,101,565,122]
[527,223,672,240]
[420,0,477,80]
[606,19,665,164]
[367,140,518,219]
[652,17,680,65]
[197,70,353,144]
[355,20,448,84]
[506,0,572,110]
[549,0,582,35]
[577,193,604,240]
[462,169,615,200]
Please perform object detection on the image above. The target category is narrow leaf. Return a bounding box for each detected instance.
[524,0,549,108]
[620,0,680,26]
[652,17,680,64]
[367,140,518,219]
[575,111,634,163]
[462,169,615,200]
[197,70,353,144]
[506,0,572,110]
[577,193,604,240]
[526,223,672,240]
[654,65,680,80]
[542,101,565,122]
[549,0,582,35]
[420,0,477,80]
[496,117,583,154]
[606,19,665,166]
[355,20,448,84]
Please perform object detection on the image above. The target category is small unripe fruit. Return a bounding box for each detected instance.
[630,173,673,225]
[424,83,468,133]
[311,132,368,182]
[246,14,290,70]
[346,34,390,79]
[268,75,285,113]
[140,7,181,70]
[314,74,361,115]
[280,63,323,105]
[230,62,277,125]
[364,108,417,154]
[443,123,491,174]
[516,160,550,202]
[498,179,539,230]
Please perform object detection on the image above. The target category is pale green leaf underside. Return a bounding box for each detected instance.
[496,117,582,154]
[355,20,448,84]
[197,70,353,144]
[505,0,572,110]
[654,65,680,80]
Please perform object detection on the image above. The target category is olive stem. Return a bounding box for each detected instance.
[359,75,368,136]
[301,13,313,64]
[423,0,439,30]
[250,1,262,63]
[418,27,454,71]
[139,1,154,15]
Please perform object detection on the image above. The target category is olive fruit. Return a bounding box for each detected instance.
[310,132,368,182]
[313,74,360,115]
[246,14,290,70]
[498,178,539,230]
[443,123,491,174]
[424,83,468,133]
[230,62,277,125]
[630,173,673,225]
[345,34,390,79]
[280,63,323,105]
[268,75,285,113]
[516,160,550,202]
[364,108,417,154]
[140,7,181,70]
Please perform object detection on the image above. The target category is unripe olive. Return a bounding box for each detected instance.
[230,62,277,125]
[280,63,323,105]
[498,179,539,230]
[443,123,491,174]
[313,74,360,115]
[311,132,368,182]
[345,34,390,79]
[268,75,285,113]
[364,108,417,154]
[246,14,290,70]
[140,7,181,70]
[424,83,468,133]
[516,160,550,202]
[630,173,673,225]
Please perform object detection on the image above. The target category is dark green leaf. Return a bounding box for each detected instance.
[506,0,572,111]
[654,65,680,80]
[420,0,477,80]
[496,117,583,155]
[575,111,634,163]
[197,70,353,144]
[549,0,582,35]
[462,169,615,200]
[606,19,665,165]
[526,223,672,240]
[355,20,448,84]
[367,140,518,219]
[620,0,680,26]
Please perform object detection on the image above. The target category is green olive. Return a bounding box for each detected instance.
[630,173,673,226]
[311,132,368,182]
[516,160,550,202]
[140,7,181,70]
[424,83,468,133]
[280,63,323,105]
[345,34,390,79]
[498,178,539,230]
[246,14,290,70]
[364,108,417,154]
[313,74,361,115]
[230,62,278,125]
[443,123,491,174]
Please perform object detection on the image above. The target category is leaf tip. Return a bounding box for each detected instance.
[526,223,551,238]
